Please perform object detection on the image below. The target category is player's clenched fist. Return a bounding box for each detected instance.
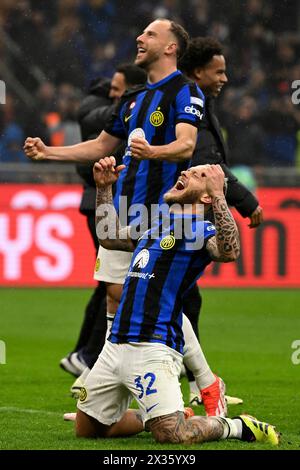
[23,137,48,161]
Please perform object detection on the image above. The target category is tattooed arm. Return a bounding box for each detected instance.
[206,194,240,262]
[203,165,240,262]
[94,156,135,252]
[149,411,224,444]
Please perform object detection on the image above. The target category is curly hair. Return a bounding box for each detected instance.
[179,37,224,75]
[116,63,147,86]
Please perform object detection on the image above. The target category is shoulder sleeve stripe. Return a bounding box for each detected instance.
[191,96,204,107]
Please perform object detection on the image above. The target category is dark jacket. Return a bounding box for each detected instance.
[76,78,115,213]
[191,97,259,218]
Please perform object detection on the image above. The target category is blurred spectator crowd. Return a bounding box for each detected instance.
[1,0,300,168]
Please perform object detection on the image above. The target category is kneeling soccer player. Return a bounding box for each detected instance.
[75,157,279,446]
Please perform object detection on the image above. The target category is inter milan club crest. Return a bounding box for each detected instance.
[150,108,164,126]
[160,235,176,250]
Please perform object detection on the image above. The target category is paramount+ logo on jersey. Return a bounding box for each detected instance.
[128,249,155,280]
[132,249,150,269]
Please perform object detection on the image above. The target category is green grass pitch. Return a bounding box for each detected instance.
[0,288,299,450]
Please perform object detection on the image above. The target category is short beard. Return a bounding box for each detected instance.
[136,60,148,70]
[164,189,199,206]
[135,51,159,70]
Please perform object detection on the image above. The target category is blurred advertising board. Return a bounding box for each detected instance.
[0,185,95,286]
[0,185,299,287]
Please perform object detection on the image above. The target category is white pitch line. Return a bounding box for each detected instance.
[0,406,61,416]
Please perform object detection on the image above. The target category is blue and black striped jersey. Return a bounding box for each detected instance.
[109,214,215,354]
[104,71,205,223]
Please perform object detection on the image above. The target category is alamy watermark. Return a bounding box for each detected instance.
[291,340,300,365]
[0,340,6,364]
[96,198,210,250]
[0,80,6,105]
[291,81,300,105]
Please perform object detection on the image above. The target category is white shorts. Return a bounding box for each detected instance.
[77,341,184,426]
[94,246,132,284]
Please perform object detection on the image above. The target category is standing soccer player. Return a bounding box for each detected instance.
[179,37,264,405]
[24,19,201,316]
[180,37,263,228]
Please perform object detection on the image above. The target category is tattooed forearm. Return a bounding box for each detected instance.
[206,195,240,262]
[95,186,134,252]
[149,411,224,445]
[95,185,113,227]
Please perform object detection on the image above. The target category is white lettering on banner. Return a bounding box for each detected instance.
[11,190,82,210]
[0,214,33,279]
[0,186,88,284]
[34,214,74,281]
[50,192,82,209]
[11,190,48,209]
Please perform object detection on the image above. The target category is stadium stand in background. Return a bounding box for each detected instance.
[1,0,300,186]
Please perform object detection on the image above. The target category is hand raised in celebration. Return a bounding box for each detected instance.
[201,164,225,197]
[93,156,126,187]
[23,137,48,161]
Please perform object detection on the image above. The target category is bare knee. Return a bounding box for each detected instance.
[75,408,110,438]
[75,408,143,439]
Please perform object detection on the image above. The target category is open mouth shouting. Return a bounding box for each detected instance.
[172,175,188,193]
[136,46,146,59]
